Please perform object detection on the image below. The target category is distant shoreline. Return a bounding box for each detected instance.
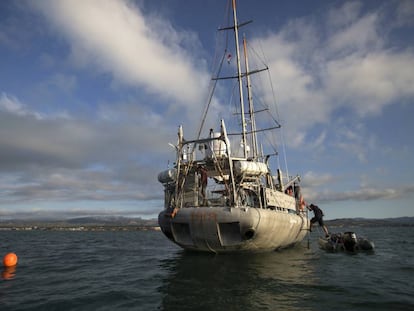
[0,216,412,231]
[0,216,160,231]
[325,217,414,228]
[0,225,161,232]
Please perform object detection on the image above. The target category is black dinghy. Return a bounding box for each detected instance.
[318,232,375,253]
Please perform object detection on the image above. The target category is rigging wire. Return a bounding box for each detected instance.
[242,41,283,168]
[258,39,290,179]
[267,68,290,179]
[197,0,291,184]
[197,1,232,139]
[197,48,227,139]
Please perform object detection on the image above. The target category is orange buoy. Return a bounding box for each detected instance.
[3,253,18,267]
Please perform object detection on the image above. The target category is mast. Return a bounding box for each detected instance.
[232,0,248,158]
[243,36,258,158]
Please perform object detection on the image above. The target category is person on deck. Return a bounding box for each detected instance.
[293,184,306,212]
[285,186,293,196]
[197,165,208,205]
[308,203,329,237]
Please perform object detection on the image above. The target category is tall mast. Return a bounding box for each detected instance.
[243,36,258,158]
[232,0,248,158]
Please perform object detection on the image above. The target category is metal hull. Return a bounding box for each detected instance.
[159,206,309,253]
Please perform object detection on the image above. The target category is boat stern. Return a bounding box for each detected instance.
[158,206,307,253]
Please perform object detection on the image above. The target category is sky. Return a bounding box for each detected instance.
[0,0,413,220]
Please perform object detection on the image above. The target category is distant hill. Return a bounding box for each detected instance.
[325,217,414,227]
[0,216,158,228]
[65,216,158,226]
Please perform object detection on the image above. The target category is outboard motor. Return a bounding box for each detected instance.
[343,232,358,252]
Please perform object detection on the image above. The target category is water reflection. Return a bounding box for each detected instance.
[1,266,16,280]
[159,247,317,311]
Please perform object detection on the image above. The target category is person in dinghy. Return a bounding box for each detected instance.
[308,203,330,237]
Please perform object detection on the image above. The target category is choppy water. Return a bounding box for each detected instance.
[0,226,413,310]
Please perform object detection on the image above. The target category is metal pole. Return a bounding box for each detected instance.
[232,0,248,158]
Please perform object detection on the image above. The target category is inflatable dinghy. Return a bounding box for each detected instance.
[318,231,375,252]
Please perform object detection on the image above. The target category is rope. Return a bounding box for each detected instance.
[197,2,232,139]
[197,49,227,139]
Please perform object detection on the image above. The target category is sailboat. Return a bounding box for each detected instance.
[157,0,309,253]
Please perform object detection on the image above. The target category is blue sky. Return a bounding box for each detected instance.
[0,0,413,220]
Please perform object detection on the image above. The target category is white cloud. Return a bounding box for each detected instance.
[253,33,330,147]
[327,1,363,29]
[0,92,43,119]
[0,118,164,205]
[328,12,382,54]
[0,92,25,114]
[31,0,209,109]
[325,51,414,117]
[254,0,414,152]
[303,175,414,203]
[303,171,335,188]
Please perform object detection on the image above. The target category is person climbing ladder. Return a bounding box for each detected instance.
[307,203,329,237]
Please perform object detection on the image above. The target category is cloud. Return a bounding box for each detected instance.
[302,169,414,203]
[0,201,160,220]
[255,0,414,150]
[325,51,414,117]
[327,1,363,29]
[302,171,336,188]
[0,166,161,204]
[0,0,216,208]
[0,92,172,166]
[327,12,382,54]
[1,0,413,217]
[0,92,172,204]
[30,0,209,110]
[312,185,414,203]
[0,92,43,119]
[253,33,329,147]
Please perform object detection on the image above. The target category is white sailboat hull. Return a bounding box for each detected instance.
[157,1,311,254]
[159,206,309,253]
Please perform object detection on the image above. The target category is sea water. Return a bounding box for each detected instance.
[0,226,413,310]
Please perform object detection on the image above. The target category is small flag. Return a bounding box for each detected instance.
[227,53,232,64]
